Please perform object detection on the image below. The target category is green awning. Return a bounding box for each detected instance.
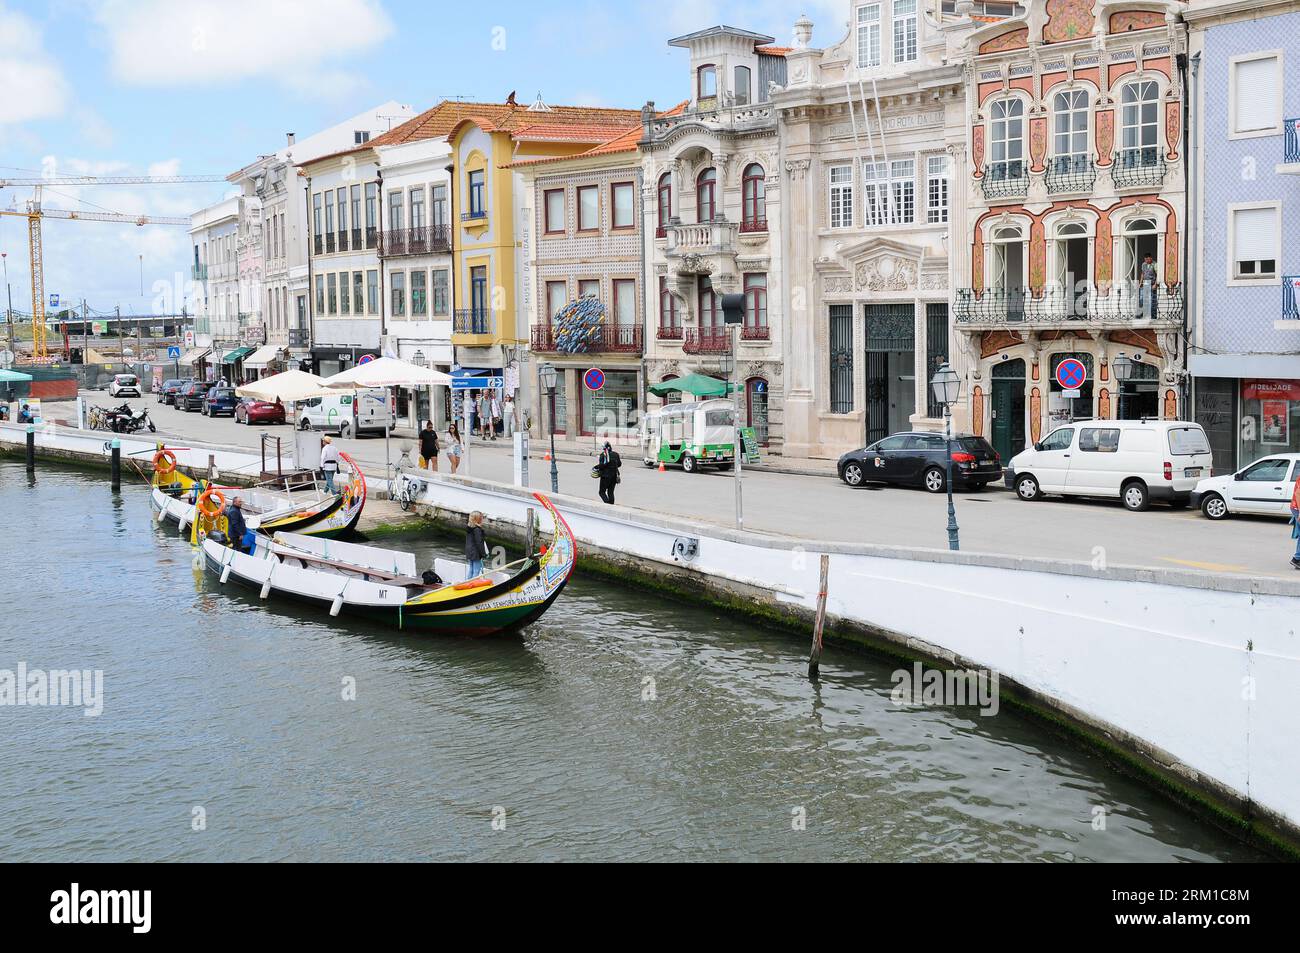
[0,369,34,383]
[648,372,730,398]
[222,346,255,364]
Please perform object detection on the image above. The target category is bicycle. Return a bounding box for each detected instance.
[389,472,419,512]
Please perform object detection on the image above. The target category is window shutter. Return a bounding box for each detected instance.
[1234,207,1276,262]
[1234,58,1277,133]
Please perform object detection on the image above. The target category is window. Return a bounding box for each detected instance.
[1120,81,1160,165]
[1079,428,1121,453]
[577,185,599,231]
[336,187,347,239]
[324,191,335,238]
[696,168,717,223]
[1240,458,1291,481]
[657,173,672,236]
[612,182,635,229]
[411,270,427,316]
[613,279,636,327]
[546,281,567,322]
[1040,428,1074,452]
[353,272,364,314]
[1231,54,1280,136]
[366,270,379,314]
[340,272,350,314]
[735,66,751,106]
[829,165,854,229]
[698,65,717,100]
[742,164,766,229]
[926,155,949,224]
[388,191,404,231]
[892,0,917,64]
[698,280,721,330]
[327,273,337,315]
[431,184,448,227]
[315,275,324,314]
[1168,426,1211,456]
[312,193,322,246]
[857,3,881,68]
[544,189,565,234]
[432,270,449,315]
[863,158,914,226]
[990,99,1025,179]
[829,304,854,413]
[365,182,378,246]
[470,266,489,330]
[410,188,425,229]
[578,279,600,300]
[658,277,680,330]
[1053,90,1089,164]
[351,185,361,237]
[744,273,768,331]
[1231,205,1279,279]
[354,130,370,144]
[468,170,485,216]
[390,272,406,317]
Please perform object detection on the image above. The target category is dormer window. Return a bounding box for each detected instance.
[735,66,751,106]
[698,65,717,101]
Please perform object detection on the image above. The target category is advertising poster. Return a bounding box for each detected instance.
[1261,400,1289,445]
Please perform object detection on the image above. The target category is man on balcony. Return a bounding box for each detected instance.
[1139,254,1158,320]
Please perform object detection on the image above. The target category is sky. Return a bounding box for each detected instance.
[0,0,846,318]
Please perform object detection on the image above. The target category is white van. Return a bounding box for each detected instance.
[297,389,392,437]
[1006,419,1214,511]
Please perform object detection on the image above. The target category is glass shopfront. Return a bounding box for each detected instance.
[581,370,639,436]
[1240,379,1300,462]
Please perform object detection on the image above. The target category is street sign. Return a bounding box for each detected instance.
[1062,388,1082,400]
[583,367,605,392]
[450,376,503,392]
[167,346,182,360]
[357,354,375,365]
[183,331,195,348]
[49,294,59,309]
[1055,358,1087,390]
[739,427,761,464]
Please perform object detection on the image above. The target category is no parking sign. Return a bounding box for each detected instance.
[1055,358,1087,390]
[583,368,605,391]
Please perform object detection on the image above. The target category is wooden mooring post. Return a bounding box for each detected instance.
[808,554,830,680]
[525,508,537,554]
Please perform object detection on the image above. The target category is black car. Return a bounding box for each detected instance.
[177,381,214,412]
[158,379,189,405]
[838,432,1003,492]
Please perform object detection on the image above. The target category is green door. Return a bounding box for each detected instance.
[991,359,1026,461]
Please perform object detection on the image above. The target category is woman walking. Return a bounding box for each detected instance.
[419,420,440,473]
[465,511,489,580]
[446,423,463,475]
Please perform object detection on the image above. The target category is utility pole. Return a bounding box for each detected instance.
[81,299,88,361]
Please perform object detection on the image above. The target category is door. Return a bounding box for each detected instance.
[1226,457,1294,515]
[991,360,1027,461]
[1068,426,1122,493]
[1033,426,1076,491]
[864,435,909,481]
[864,304,915,446]
[907,433,949,484]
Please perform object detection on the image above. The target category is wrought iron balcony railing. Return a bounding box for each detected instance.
[741,325,770,341]
[337,230,349,252]
[453,309,494,336]
[1284,276,1300,320]
[981,160,1029,200]
[1112,148,1166,189]
[380,224,452,257]
[351,227,362,250]
[313,236,323,256]
[682,328,732,354]
[365,226,378,250]
[1044,155,1098,194]
[1286,120,1300,164]
[657,324,683,340]
[324,233,336,254]
[739,217,768,234]
[953,283,1184,325]
[191,264,208,281]
[531,324,643,354]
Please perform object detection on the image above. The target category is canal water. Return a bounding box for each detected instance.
[0,462,1266,862]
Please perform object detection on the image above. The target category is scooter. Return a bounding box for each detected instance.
[112,406,156,434]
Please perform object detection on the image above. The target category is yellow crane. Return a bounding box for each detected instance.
[0,178,212,359]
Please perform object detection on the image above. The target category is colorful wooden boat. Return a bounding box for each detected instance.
[200,492,576,636]
[150,447,365,540]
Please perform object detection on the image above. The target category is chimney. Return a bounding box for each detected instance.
[286,133,296,146]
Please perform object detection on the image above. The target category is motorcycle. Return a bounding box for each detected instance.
[110,405,156,434]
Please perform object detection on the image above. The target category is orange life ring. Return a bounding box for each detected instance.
[196,487,226,518]
[153,449,178,476]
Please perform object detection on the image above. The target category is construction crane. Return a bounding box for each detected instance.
[0,174,228,188]
[0,186,191,359]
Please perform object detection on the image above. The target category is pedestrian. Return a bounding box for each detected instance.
[1290,474,1300,571]
[466,391,479,437]
[476,390,491,439]
[419,420,440,473]
[446,422,463,474]
[1139,253,1158,319]
[465,511,489,580]
[320,435,340,494]
[503,393,515,438]
[225,496,249,552]
[17,403,32,424]
[596,440,622,505]
[488,390,502,440]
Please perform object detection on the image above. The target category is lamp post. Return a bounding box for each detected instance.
[930,362,963,552]
[1111,353,1134,421]
[540,362,559,493]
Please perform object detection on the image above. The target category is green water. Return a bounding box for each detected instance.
[0,462,1267,861]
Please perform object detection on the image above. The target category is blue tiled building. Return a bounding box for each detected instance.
[1188,0,1300,470]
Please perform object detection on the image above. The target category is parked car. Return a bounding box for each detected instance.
[1005,419,1214,512]
[838,432,1002,492]
[202,385,239,417]
[236,397,287,426]
[108,374,142,398]
[1191,453,1300,520]
[297,389,391,438]
[157,379,188,405]
[177,381,214,412]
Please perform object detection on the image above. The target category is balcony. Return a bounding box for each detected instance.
[381,224,452,258]
[191,264,208,281]
[738,217,768,235]
[1111,148,1166,189]
[288,327,310,348]
[313,236,323,256]
[1285,277,1300,320]
[657,324,683,340]
[1283,120,1300,172]
[365,226,378,250]
[351,227,362,250]
[453,309,494,337]
[531,324,642,354]
[665,220,738,257]
[741,325,770,341]
[682,328,732,354]
[953,283,1184,328]
[325,233,336,254]
[981,161,1029,201]
[461,210,488,223]
[1044,155,1097,195]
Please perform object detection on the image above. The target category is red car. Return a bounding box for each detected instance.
[235,398,287,425]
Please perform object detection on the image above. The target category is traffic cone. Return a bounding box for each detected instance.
[658,461,666,473]
[544,452,552,462]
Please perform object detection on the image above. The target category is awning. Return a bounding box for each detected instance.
[648,372,730,398]
[222,346,255,364]
[177,347,210,367]
[0,369,33,383]
[242,344,283,370]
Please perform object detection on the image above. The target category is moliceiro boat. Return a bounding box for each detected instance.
[149,447,366,540]
[201,493,576,636]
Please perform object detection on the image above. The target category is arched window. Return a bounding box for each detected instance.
[989,98,1025,181]
[734,66,751,106]
[656,173,672,239]
[696,168,717,223]
[741,164,766,231]
[657,276,680,338]
[1120,81,1160,167]
[743,273,768,339]
[1051,90,1089,173]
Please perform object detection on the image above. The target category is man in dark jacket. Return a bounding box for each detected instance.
[597,442,622,505]
[225,497,249,552]
[419,421,440,472]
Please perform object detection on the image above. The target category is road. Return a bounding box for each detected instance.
[69,390,1300,579]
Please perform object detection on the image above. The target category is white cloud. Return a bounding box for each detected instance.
[94,0,393,87]
[0,4,71,124]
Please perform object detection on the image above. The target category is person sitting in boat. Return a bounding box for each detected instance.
[224,497,249,553]
[465,511,489,580]
[320,436,340,494]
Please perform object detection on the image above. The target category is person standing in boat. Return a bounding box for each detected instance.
[320,435,341,493]
[465,511,489,579]
[225,497,249,553]
[419,420,440,473]
[596,441,622,505]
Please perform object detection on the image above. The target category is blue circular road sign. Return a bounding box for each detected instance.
[584,368,605,391]
[1056,358,1087,390]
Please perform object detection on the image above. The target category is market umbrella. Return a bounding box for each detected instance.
[322,358,453,479]
[0,369,34,383]
[648,372,729,398]
[235,370,348,473]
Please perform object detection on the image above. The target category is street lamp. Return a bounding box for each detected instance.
[540,362,559,493]
[1112,353,1134,421]
[930,362,963,552]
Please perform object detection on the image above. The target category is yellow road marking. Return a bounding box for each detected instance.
[1159,557,1252,573]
